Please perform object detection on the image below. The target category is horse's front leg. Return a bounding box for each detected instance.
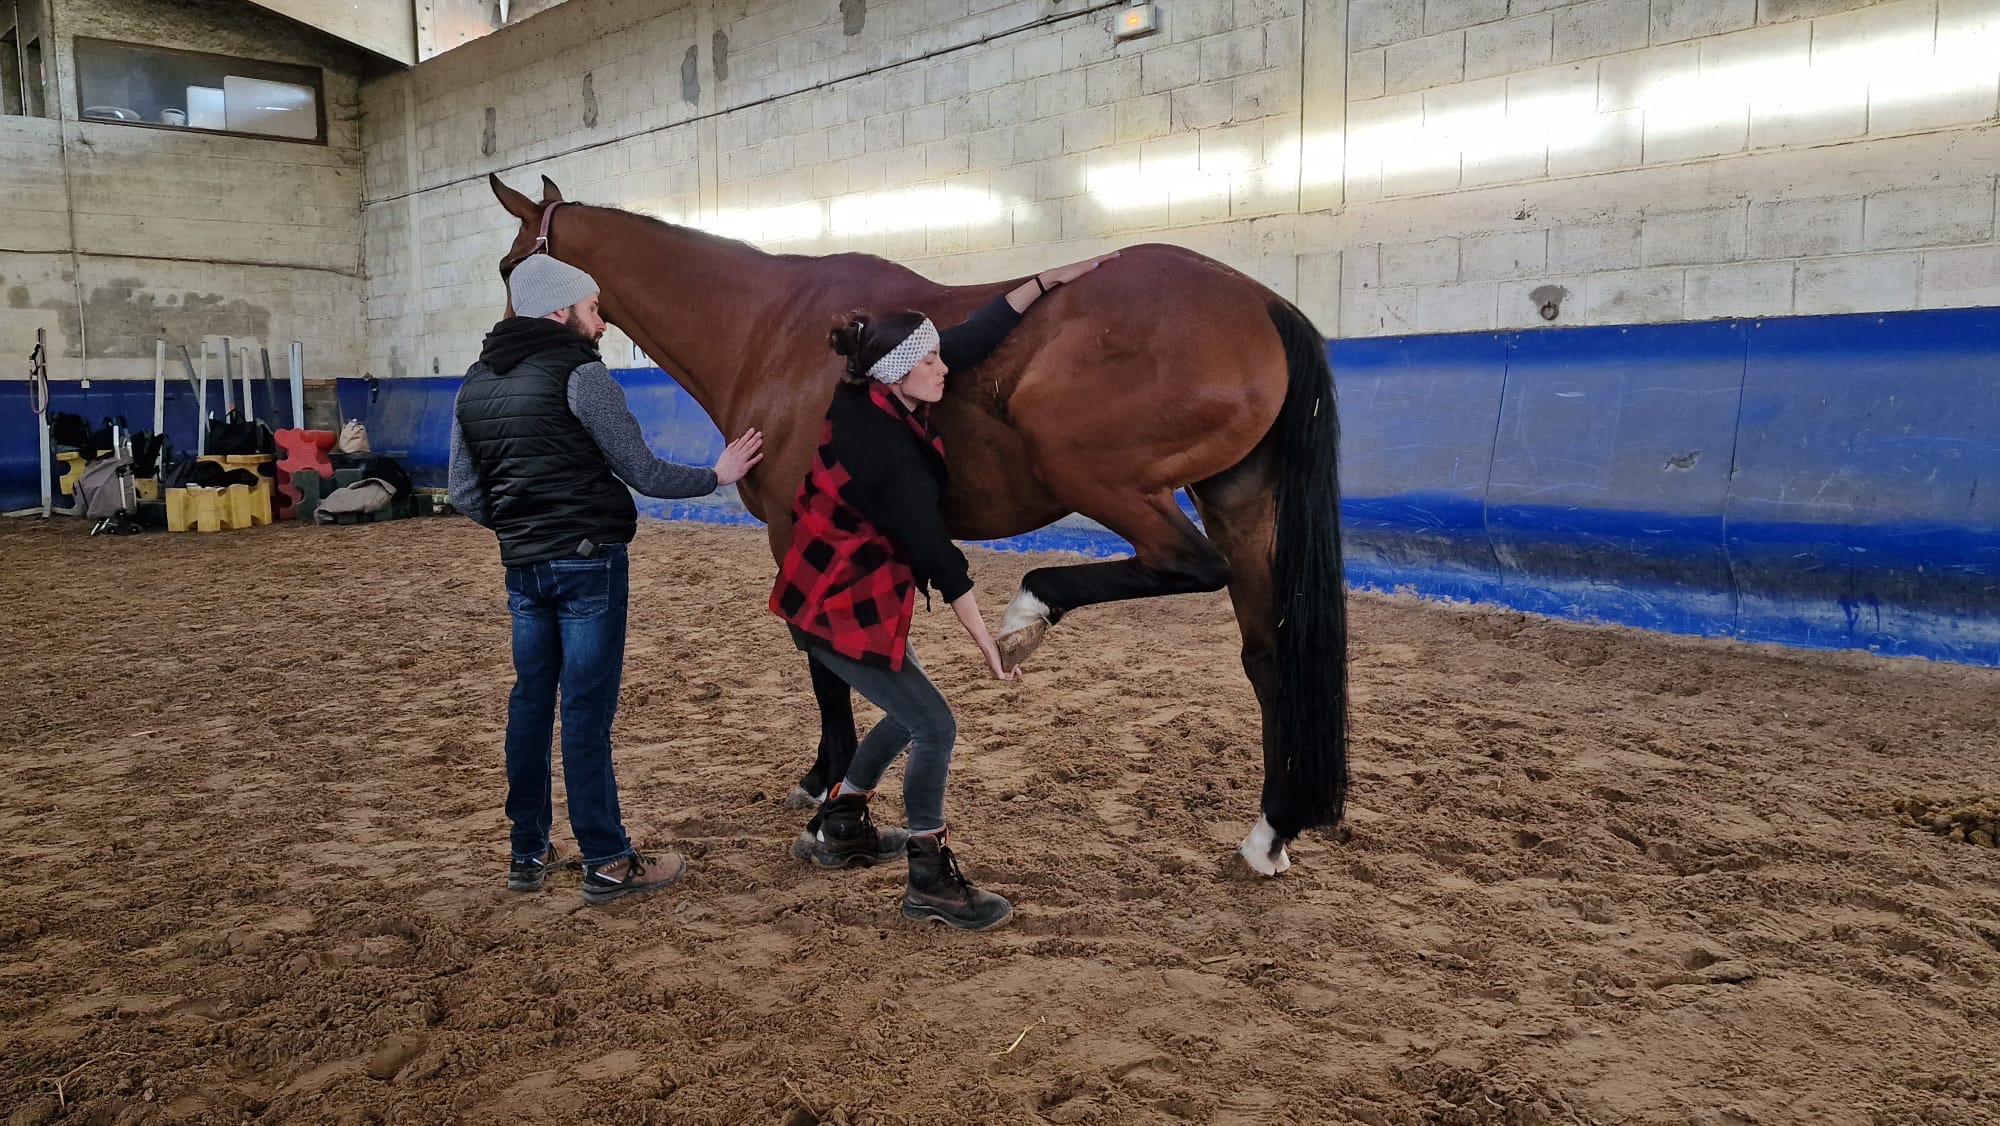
[788,654,857,822]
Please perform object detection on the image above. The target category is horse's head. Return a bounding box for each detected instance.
[490,173,568,281]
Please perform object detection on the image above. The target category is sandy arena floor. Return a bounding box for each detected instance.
[2,516,1997,1125]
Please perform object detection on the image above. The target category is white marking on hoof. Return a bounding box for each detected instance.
[783,786,824,810]
[1238,814,1293,877]
[1000,590,1051,637]
[998,590,1053,669]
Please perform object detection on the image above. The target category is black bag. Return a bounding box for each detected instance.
[187,461,261,489]
[362,456,413,497]
[49,412,91,449]
[159,451,197,489]
[84,418,116,456]
[206,409,274,456]
[130,433,167,479]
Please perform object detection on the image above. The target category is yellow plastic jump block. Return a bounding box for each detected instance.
[56,451,86,497]
[165,455,276,532]
[166,482,273,533]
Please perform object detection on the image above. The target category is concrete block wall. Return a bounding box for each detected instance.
[363,0,2000,374]
[1342,0,2000,335]
[0,0,375,383]
[359,0,1336,377]
[361,0,708,373]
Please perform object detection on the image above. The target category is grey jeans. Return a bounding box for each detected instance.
[807,644,957,833]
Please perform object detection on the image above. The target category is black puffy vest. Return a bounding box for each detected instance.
[456,349,635,567]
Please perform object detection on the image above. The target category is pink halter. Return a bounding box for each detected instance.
[531,201,568,256]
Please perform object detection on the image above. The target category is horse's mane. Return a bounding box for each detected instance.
[577,200,764,256]
[576,199,930,281]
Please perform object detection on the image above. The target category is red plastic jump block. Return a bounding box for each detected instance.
[275,429,336,521]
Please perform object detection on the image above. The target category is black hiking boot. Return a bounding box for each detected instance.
[792,793,910,868]
[902,832,1012,931]
[580,850,687,905]
[507,845,562,892]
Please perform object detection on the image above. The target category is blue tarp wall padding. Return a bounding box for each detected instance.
[7,306,1995,665]
[2,376,298,503]
[1337,308,2000,665]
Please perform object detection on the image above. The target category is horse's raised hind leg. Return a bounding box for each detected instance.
[996,491,1231,669]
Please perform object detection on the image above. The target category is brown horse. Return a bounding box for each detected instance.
[489,175,1347,875]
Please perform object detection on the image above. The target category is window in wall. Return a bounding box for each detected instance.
[20,33,39,116]
[1,28,20,116]
[72,38,323,142]
[2,0,49,118]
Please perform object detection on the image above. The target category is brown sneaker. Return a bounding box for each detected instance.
[580,851,686,905]
[902,832,1012,931]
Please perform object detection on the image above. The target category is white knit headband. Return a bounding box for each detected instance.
[866,319,940,384]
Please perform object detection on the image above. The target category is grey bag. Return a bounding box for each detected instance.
[77,456,135,519]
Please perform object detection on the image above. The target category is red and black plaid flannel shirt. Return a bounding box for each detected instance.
[770,384,950,670]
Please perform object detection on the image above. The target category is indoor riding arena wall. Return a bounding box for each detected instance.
[336,304,2000,668]
[17,298,1988,666]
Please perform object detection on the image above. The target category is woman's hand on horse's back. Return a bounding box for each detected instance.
[1010,251,1121,313]
[1041,251,1120,289]
[714,428,764,486]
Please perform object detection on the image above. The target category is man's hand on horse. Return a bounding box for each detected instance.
[714,428,764,486]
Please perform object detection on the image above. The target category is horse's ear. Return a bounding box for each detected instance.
[490,174,538,221]
[540,176,565,205]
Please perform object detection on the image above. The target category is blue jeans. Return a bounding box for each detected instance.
[503,543,633,867]
[808,645,957,833]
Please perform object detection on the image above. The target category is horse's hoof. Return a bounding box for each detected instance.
[1238,842,1292,876]
[997,620,1049,669]
[783,786,824,810]
[1237,814,1293,877]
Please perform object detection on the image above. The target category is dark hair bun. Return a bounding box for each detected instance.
[827,314,867,358]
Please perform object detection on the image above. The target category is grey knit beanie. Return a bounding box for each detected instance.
[509,254,599,319]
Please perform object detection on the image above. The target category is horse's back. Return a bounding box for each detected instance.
[945,242,1295,517]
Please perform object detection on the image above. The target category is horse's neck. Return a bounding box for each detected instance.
[562,209,998,433]
[566,210,804,428]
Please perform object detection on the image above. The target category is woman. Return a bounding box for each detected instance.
[770,252,1114,931]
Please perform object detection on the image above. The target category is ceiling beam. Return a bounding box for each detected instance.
[241,1,416,66]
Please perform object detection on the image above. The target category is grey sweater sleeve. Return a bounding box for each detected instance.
[446,397,493,527]
[567,362,720,499]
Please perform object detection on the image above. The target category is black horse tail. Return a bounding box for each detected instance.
[1262,300,1349,839]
